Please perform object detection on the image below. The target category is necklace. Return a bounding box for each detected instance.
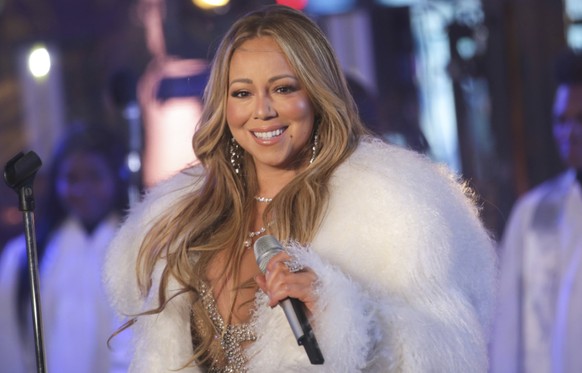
[244,226,267,248]
[254,196,273,203]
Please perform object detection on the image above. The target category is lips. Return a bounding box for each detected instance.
[252,127,286,140]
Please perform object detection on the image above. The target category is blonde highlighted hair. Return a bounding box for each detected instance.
[134,4,369,367]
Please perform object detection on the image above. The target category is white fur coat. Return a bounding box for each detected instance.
[104,139,497,372]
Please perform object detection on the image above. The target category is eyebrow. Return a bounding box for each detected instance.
[229,74,298,88]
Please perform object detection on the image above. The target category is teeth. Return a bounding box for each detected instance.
[254,128,284,139]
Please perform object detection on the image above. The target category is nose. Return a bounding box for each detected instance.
[253,94,276,120]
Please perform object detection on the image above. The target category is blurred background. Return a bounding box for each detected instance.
[0,0,580,248]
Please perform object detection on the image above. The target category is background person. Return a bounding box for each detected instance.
[490,48,582,373]
[0,123,131,373]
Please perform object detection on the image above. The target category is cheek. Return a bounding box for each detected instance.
[287,100,314,136]
[288,99,312,118]
[226,100,248,130]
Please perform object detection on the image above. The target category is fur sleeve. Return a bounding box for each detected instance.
[299,140,498,372]
[246,244,387,372]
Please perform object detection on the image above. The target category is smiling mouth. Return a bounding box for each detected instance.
[252,128,286,140]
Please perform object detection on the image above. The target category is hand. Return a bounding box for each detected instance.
[255,251,319,313]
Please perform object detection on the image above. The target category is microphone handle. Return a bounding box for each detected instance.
[280,297,324,365]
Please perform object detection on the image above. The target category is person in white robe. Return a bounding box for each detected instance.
[491,48,582,373]
[0,124,132,373]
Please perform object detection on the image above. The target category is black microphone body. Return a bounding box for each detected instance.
[254,235,324,365]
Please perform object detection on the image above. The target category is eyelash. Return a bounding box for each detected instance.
[275,85,297,94]
[231,90,250,98]
[230,85,297,98]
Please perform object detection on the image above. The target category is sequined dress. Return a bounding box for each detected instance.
[191,281,257,372]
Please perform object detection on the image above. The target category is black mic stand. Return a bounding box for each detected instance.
[4,151,46,373]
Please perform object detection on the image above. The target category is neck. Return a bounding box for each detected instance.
[255,165,302,198]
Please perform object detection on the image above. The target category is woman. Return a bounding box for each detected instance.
[0,124,130,373]
[104,5,497,372]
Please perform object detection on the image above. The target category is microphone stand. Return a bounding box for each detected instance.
[4,151,47,373]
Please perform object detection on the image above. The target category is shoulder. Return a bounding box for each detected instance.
[321,137,493,270]
[1,234,25,257]
[317,138,496,329]
[341,137,462,183]
[332,138,473,211]
[104,164,206,314]
[127,165,206,224]
[514,170,573,207]
[143,165,205,205]
[506,170,572,221]
[0,235,25,279]
[507,170,575,230]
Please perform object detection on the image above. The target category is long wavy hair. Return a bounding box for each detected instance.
[134,4,369,366]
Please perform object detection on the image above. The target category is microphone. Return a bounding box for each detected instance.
[254,235,324,365]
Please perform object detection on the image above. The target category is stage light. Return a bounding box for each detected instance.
[456,37,477,60]
[275,0,308,10]
[192,0,229,10]
[28,45,51,79]
[305,0,355,15]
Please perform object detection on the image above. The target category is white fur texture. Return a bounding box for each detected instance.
[104,139,497,372]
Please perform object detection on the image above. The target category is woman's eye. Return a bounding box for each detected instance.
[231,90,250,98]
[275,85,296,94]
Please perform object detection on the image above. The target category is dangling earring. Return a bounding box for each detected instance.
[309,128,319,164]
[229,137,242,175]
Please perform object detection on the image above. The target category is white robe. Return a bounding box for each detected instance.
[0,215,130,373]
[104,139,497,372]
[491,170,582,373]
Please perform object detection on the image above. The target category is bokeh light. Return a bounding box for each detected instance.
[276,0,308,10]
[28,45,51,79]
[192,0,230,10]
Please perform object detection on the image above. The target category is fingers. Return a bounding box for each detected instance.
[256,252,318,312]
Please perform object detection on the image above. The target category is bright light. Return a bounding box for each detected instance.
[192,0,229,10]
[127,152,142,173]
[305,0,355,15]
[276,0,308,10]
[28,45,51,79]
[457,37,477,60]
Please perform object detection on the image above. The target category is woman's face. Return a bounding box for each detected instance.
[56,151,117,229]
[226,36,315,173]
[553,84,582,169]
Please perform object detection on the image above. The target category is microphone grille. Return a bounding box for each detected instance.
[253,235,284,273]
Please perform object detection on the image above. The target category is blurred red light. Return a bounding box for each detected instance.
[275,0,308,10]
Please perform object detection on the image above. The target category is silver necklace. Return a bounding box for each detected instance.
[244,226,267,248]
[245,197,271,248]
